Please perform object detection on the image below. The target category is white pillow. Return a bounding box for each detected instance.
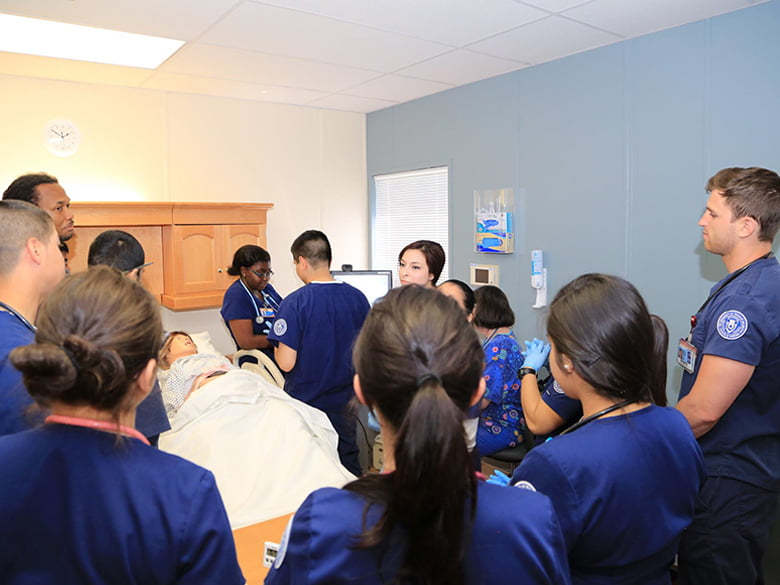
[188,331,223,357]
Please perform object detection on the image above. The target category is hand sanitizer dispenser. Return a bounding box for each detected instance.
[531,249,547,309]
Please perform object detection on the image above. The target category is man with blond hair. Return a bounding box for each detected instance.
[0,200,65,434]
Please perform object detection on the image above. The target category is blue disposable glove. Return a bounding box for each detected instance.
[486,469,511,486]
[367,409,381,432]
[521,337,551,371]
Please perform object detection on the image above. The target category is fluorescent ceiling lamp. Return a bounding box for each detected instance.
[0,13,184,69]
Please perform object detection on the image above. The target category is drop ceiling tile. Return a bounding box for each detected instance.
[199,2,451,72]
[563,0,757,38]
[515,0,596,14]
[251,0,549,46]
[468,14,621,64]
[397,49,528,85]
[142,71,328,104]
[308,93,399,113]
[161,43,382,92]
[345,74,454,102]
[0,0,235,40]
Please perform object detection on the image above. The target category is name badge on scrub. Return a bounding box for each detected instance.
[259,307,275,319]
[677,338,697,374]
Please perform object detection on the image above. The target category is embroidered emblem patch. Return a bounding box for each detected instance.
[273,318,288,337]
[716,310,748,340]
[553,380,565,394]
[514,480,537,492]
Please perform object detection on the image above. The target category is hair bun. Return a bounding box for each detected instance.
[10,342,77,398]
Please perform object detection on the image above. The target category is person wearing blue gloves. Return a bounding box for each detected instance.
[518,338,582,439]
[265,286,571,585]
[503,274,704,585]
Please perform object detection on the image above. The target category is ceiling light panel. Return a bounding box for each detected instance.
[0,13,184,69]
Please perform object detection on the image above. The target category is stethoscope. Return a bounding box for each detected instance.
[238,278,275,325]
[553,398,637,439]
[0,301,36,334]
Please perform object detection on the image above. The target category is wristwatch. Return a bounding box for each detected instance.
[518,367,537,378]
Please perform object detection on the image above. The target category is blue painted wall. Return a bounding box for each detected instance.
[366,0,780,403]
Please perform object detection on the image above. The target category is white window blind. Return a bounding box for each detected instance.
[373,166,449,286]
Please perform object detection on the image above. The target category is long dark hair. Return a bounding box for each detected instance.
[346,285,483,585]
[547,274,667,404]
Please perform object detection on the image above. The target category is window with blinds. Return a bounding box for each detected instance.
[372,166,449,286]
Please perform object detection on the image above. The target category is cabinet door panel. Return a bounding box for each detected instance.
[164,225,221,294]
[219,225,262,289]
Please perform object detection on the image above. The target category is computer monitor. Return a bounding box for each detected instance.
[332,270,393,306]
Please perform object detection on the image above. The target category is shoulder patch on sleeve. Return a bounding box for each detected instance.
[552,380,565,394]
[273,318,288,337]
[513,480,537,492]
[716,310,748,340]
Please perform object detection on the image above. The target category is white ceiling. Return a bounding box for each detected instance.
[0,0,768,113]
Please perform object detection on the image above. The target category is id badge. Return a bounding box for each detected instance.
[676,338,697,374]
[260,307,276,319]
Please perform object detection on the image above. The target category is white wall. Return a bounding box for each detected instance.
[0,75,368,345]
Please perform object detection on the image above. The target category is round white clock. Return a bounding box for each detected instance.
[45,119,80,157]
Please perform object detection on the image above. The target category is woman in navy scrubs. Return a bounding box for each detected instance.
[0,266,243,585]
[266,285,571,585]
[220,244,282,364]
[512,274,704,585]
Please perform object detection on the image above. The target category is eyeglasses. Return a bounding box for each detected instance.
[125,262,153,281]
[249,268,274,279]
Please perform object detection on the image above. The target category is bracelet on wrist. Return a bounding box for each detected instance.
[518,367,537,378]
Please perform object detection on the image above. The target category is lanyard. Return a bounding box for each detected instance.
[0,301,36,334]
[689,252,773,332]
[45,414,150,445]
[555,398,636,438]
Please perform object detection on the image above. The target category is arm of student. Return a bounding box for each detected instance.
[275,342,297,372]
[676,354,754,438]
[227,319,271,350]
[520,375,567,436]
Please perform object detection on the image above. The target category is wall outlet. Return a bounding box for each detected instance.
[263,541,280,568]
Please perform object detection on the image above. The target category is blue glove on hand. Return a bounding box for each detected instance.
[521,337,551,371]
[486,469,511,486]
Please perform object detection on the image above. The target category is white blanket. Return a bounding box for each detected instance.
[159,369,355,529]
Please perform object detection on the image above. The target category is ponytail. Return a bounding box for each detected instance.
[347,285,483,585]
[649,314,669,406]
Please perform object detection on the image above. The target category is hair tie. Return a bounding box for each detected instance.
[416,372,441,388]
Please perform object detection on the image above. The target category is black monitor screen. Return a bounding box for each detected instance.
[332,270,393,306]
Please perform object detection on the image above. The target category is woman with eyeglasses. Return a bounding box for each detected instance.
[220,244,283,365]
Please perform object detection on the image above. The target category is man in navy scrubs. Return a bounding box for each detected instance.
[268,230,369,476]
[676,167,780,585]
[0,201,65,434]
[88,230,171,446]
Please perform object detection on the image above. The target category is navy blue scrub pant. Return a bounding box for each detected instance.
[678,476,778,585]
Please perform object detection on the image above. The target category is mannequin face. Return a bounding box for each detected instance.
[164,334,197,365]
[399,249,433,288]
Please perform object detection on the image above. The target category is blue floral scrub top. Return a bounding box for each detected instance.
[479,333,524,450]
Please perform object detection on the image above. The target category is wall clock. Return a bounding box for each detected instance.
[45,119,80,157]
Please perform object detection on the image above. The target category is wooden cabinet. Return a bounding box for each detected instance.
[70,202,272,311]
